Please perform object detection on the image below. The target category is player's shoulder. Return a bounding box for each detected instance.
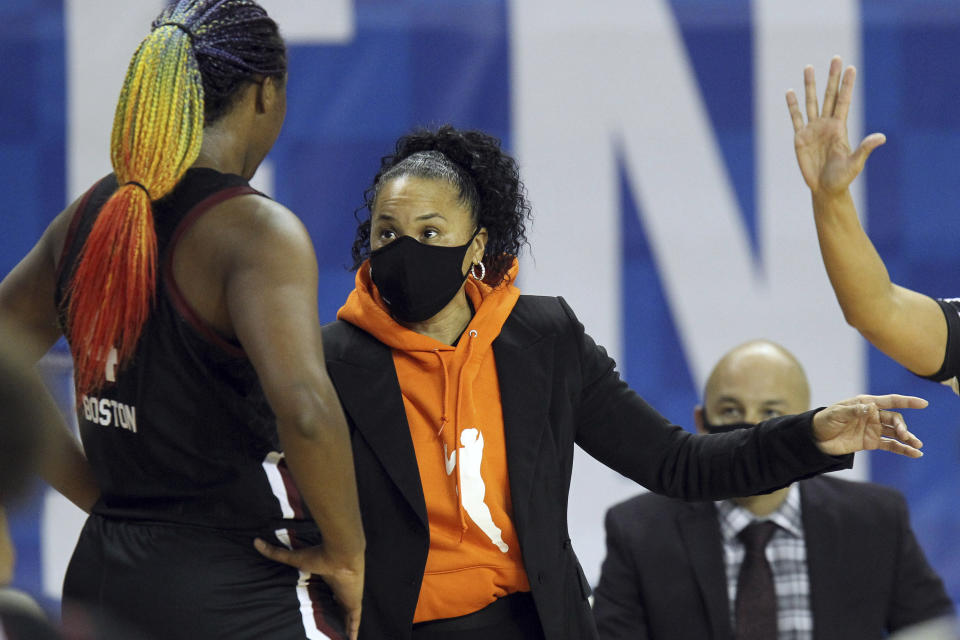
[209,192,305,238]
[197,193,314,264]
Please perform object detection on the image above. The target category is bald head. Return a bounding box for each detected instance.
[701,340,810,428]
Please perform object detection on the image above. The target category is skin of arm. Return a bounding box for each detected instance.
[0,200,100,513]
[789,56,947,376]
[204,195,365,636]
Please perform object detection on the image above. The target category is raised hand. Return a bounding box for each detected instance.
[786,56,886,196]
[812,394,927,458]
[254,539,364,640]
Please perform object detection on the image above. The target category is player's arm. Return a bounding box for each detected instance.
[219,196,364,637]
[787,56,946,376]
[0,201,100,513]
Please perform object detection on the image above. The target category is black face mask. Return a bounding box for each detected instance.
[702,416,758,434]
[369,232,477,323]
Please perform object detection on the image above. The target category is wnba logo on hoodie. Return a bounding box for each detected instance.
[445,428,509,552]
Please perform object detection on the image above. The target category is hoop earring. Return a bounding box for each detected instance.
[471,261,486,282]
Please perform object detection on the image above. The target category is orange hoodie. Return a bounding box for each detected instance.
[338,259,530,623]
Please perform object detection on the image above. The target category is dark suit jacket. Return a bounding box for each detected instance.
[321,295,851,640]
[593,476,956,639]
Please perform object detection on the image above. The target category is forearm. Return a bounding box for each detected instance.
[657,411,849,499]
[0,332,99,513]
[812,190,895,327]
[276,383,365,564]
[812,191,947,375]
[34,382,99,513]
[0,508,12,585]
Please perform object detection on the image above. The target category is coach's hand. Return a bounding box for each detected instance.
[255,539,363,640]
[813,394,926,458]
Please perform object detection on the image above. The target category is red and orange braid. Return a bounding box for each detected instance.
[66,23,203,396]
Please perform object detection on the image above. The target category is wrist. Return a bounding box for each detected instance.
[811,188,854,212]
[322,539,366,568]
[322,547,365,574]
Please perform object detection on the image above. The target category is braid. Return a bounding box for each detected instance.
[161,0,287,124]
[65,0,286,396]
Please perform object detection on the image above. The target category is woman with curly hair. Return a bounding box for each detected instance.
[257,125,927,640]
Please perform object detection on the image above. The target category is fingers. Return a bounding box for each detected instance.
[821,56,843,117]
[853,394,928,410]
[804,65,819,121]
[786,90,805,133]
[880,411,923,449]
[346,607,361,640]
[254,538,300,569]
[877,437,924,459]
[834,394,926,409]
[853,132,887,170]
[834,64,856,121]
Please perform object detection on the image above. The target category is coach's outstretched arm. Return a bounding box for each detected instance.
[787,56,947,377]
[219,195,365,640]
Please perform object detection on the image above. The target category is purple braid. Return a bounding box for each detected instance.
[153,0,287,125]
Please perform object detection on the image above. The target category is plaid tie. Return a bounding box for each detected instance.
[735,520,778,639]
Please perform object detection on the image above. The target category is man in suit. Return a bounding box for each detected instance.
[593,339,956,639]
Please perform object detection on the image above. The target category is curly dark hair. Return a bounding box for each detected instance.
[351,125,532,286]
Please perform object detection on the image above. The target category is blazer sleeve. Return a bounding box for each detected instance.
[886,492,956,631]
[560,297,852,500]
[592,507,650,640]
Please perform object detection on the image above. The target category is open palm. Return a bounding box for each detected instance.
[787,56,886,196]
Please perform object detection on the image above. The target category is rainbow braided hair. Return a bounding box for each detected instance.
[65,0,286,396]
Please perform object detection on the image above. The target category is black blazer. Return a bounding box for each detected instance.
[321,295,851,640]
[593,475,956,639]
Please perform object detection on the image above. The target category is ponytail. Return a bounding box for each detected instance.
[66,23,203,396]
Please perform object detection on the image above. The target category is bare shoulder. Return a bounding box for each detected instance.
[171,193,319,335]
[42,194,86,271]
[187,194,316,271]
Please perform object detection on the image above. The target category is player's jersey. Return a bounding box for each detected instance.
[55,169,311,531]
[927,298,960,395]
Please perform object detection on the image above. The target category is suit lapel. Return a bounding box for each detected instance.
[801,479,841,640]
[678,502,734,639]
[325,328,428,528]
[494,310,554,531]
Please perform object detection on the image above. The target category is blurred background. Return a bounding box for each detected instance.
[3,0,959,614]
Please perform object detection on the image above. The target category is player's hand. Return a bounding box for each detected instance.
[813,394,926,458]
[786,55,886,197]
[255,539,363,640]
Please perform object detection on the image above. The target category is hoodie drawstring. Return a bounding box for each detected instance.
[453,330,478,540]
[433,349,450,439]
[433,331,479,542]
